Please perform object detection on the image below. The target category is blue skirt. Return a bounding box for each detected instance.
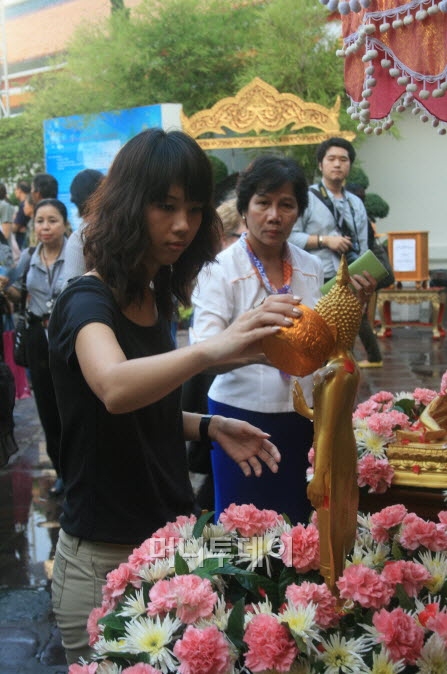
[208,398,313,526]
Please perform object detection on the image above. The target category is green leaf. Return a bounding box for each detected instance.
[192,510,215,539]
[226,597,246,651]
[174,551,190,575]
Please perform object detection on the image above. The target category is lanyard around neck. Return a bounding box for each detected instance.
[239,232,292,295]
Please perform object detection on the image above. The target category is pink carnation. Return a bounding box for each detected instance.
[86,605,108,646]
[102,562,141,605]
[399,513,445,551]
[128,536,175,568]
[440,371,447,395]
[128,515,198,567]
[152,514,197,540]
[381,560,431,597]
[370,391,395,405]
[280,523,320,573]
[353,398,382,420]
[147,579,177,616]
[427,609,447,646]
[373,607,424,665]
[370,504,408,543]
[68,665,98,674]
[147,575,217,623]
[367,410,410,438]
[413,387,437,406]
[173,625,232,674]
[285,581,339,628]
[357,455,394,493]
[243,613,298,672]
[337,564,393,609]
[122,666,162,674]
[219,503,281,537]
[438,511,447,525]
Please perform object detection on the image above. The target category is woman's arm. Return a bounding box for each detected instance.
[183,411,281,477]
[75,293,300,415]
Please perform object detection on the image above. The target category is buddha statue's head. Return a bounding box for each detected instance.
[262,256,363,376]
[314,255,363,350]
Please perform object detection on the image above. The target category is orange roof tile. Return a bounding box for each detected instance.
[5,0,141,66]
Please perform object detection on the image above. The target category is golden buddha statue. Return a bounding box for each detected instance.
[266,256,363,596]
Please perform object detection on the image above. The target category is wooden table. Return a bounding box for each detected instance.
[376,286,447,339]
[359,484,445,521]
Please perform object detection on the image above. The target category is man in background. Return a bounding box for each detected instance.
[13,180,31,249]
[290,136,382,368]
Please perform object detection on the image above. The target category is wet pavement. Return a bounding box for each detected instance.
[0,392,67,673]
[0,326,446,673]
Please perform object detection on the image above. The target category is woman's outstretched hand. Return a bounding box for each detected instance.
[202,293,303,365]
[209,415,281,477]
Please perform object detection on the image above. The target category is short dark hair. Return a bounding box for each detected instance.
[16,180,31,194]
[236,155,308,216]
[83,128,221,315]
[316,137,356,164]
[0,183,7,200]
[34,198,68,223]
[32,173,58,199]
[70,169,104,216]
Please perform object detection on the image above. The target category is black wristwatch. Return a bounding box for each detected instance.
[199,414,214,450]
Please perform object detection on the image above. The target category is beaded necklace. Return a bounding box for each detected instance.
[239,232,292,295]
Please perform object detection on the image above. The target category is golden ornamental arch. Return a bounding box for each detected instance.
[180,77,355,150]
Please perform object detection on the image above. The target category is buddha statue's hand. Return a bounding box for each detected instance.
[307,471,329,509]
[292,380,313,420]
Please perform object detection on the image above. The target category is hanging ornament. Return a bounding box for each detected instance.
[333,0,447,134]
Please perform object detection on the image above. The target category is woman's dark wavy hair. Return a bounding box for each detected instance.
[236,155,308,216]
[83,128,221,317]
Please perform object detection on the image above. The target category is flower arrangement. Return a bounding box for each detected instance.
[350,373,447,494]
[70,502,447,674]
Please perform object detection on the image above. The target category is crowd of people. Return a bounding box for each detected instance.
[0,131,379,667]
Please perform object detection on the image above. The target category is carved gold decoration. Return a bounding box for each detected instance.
[181,77,355,150]
[386,442,447,488]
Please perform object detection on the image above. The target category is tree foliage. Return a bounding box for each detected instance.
[0,0,355,184]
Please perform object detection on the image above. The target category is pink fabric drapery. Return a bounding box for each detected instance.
[336,0,447,133]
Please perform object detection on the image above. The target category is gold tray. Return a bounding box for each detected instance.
[386,442,447,488]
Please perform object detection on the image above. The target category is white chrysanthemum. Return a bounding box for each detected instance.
[243,599,274,627]
[196,595,231,631]
[353,417,369,432]
[202,522,228,540]
[366,647,405,673]
[139,557,175,583]
[350,539,390,569]
[393,391,414,404]
[117,587,147,618]
[357,512,374,533]
[318,633,370,673]
[96,661,123,674]
[416,633,447,674]
[123,614,181,673]
[356,429,388,458]
[280,601,320,653]
[235,531,281,575]
[173,520,196,539]
[93,636,128,656]
[418,550,447,593]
